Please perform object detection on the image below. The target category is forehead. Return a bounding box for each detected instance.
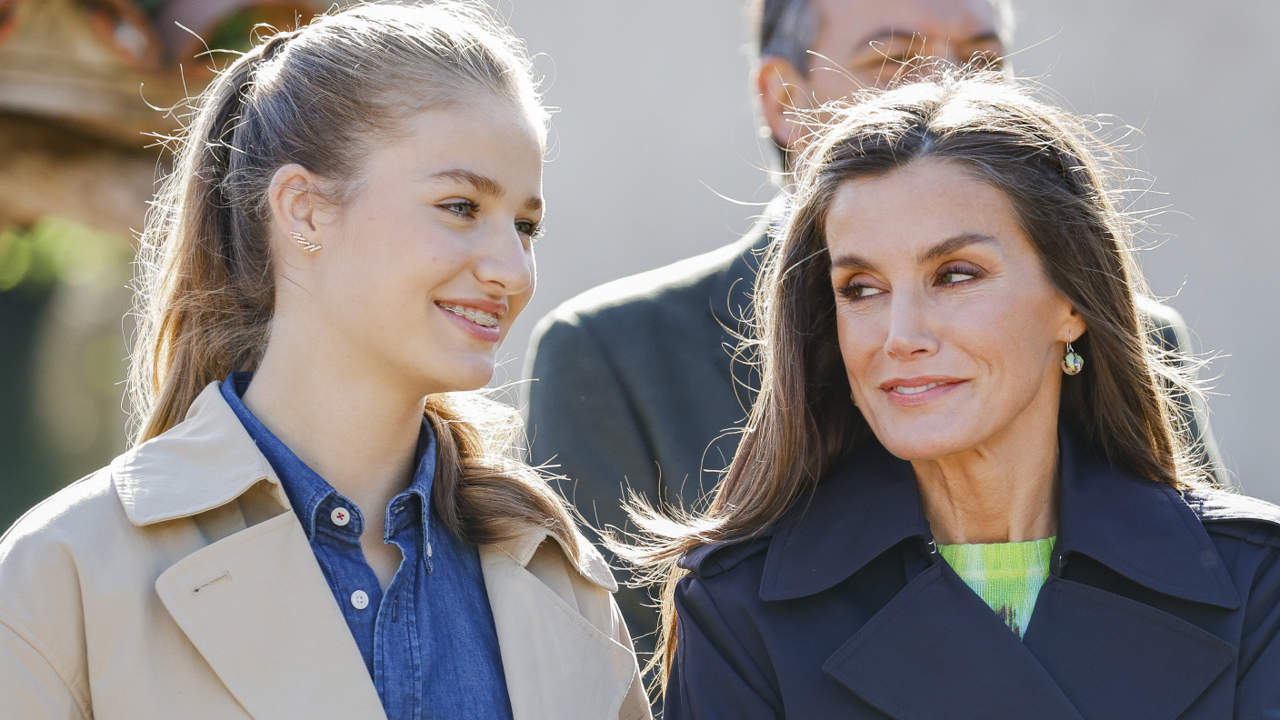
[811,0,998,45]
[825,158,1022,255]
[371,98,544,188]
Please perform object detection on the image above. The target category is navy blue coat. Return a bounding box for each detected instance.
[666,434,1280,719]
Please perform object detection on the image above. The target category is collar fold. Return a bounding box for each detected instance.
[111,382,615,592]
[760,432,1240,610]
[112,383,287,526]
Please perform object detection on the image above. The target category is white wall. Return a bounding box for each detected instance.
[497,0,1280,501]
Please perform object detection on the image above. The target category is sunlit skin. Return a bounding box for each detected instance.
[827,158,1085,544]
[759,0,1004,151]
[242,95,545,585]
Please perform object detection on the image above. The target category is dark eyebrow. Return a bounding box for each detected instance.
[426,168,543,213]
[829,232,997,272]
[850,26,1003,54]
[920,232,997,263]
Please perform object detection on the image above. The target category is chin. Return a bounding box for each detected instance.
[868,421,978,462]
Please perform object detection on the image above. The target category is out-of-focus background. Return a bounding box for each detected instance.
[2,0,1277,530]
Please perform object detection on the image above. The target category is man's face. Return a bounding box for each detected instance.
[806,0,1004,101]
[761,0,1005,152]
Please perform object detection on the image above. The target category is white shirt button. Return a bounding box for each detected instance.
[330,506,351,527]
[350,589,369,610]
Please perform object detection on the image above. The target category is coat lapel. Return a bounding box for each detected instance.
[480,533,637,720]
[822,563,1084,720]
[154,510,386,719]
[1023,577,1234,719]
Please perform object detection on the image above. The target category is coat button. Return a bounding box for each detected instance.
[330,506,351,527]
[350,589,369,610]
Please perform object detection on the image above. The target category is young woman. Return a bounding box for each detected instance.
[0,4,649,719]
[624,75,1280,718]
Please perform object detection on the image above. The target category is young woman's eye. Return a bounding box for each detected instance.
[439,200,479,218]
[516,220,544,240]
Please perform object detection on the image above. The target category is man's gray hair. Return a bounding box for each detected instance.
[753,0,1016,71]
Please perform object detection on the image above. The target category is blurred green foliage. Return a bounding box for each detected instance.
[0,218,133,531]
[0,217,131,293]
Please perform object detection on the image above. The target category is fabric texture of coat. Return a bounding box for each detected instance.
[0,383,651,720]
[665,433,1279,719]
[522,200,1226,658]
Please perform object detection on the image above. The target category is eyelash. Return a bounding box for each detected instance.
[438,201,544,241]
[837,263,984,301]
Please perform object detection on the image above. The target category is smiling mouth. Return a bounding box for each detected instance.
[437,302,500,328]
[892,381,947,395]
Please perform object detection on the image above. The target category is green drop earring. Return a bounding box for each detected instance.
[1062,342,1084,376]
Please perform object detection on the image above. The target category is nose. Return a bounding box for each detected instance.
[475,225,534,297]
[883,289,938,360]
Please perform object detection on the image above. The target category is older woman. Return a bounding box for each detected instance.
[626,76,1280,718]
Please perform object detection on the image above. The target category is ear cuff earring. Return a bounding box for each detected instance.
[290,231,322,253]
[1062,342,1084,376]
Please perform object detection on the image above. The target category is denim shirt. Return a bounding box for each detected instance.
[220,373,513,720]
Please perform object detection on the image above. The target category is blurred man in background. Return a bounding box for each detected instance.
[523,0,1219,658]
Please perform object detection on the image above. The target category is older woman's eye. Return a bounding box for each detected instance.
[938,264,982,285]
[439,200,479,218]
[840,283,886,300]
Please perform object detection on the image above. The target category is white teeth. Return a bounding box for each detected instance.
[439,303,499,328]
[894,382,944,395]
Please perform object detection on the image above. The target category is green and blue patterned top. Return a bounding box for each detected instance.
[938,537,1056,639]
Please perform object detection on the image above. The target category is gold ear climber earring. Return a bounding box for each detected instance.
[290,231,322,253]
[1062,342,1084,376]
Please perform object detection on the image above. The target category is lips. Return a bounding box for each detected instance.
[436,302,499,328]
[879,376,966,407]
[435,299,506,343]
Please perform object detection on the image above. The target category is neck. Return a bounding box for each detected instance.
[911,424,1060,545]
[242,326,426,517]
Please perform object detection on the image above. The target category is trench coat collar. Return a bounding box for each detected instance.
[109,382,624,719]
[111,381,616,590]
[760,431,1240,610]
[111,382,291,526]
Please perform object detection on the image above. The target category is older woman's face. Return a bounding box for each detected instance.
[827,158,1085,461]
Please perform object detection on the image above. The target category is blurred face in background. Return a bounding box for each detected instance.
[760,0,1005,152]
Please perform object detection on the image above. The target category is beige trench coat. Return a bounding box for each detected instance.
[0,384,651,720]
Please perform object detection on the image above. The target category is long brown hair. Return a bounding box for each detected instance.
[620,73,1212,686]
[129,2,580,555]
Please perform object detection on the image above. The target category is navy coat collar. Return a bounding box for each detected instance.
[759,431,1240,611]
[737,433,1240,718]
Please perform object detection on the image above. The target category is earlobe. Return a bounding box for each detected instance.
[267,163,321,248]
[757,57,811,151]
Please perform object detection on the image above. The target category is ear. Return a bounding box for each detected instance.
[756,56,814,152]
[267,163,323,253]
[1061,304,1088,344]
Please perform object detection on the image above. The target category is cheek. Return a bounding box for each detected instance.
[835,308,880,387]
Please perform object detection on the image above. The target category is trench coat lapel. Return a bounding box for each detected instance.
[822,563,1083,720]
[154,508,385,719]
[114,384,387,719]
[1022,577,1234,719]
[768,434,1243,719]
[480,530,637,720]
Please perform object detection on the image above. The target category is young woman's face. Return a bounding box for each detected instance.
[309,96,544,395]
[826,157,1084,461]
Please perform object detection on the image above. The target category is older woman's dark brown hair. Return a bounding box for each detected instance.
[623,73,1280,718]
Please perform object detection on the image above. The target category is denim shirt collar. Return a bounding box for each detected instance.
[219,372,437,556]
[750,431,1239,609]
